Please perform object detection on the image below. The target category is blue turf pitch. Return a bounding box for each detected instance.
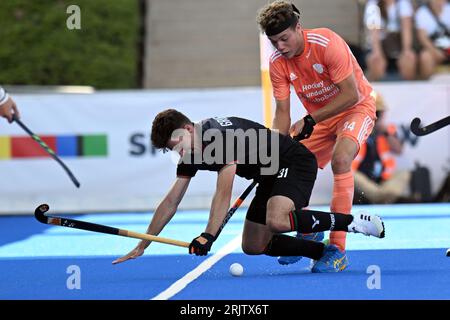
[0,204,449,299]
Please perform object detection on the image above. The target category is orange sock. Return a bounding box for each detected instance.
[330,171,354,252]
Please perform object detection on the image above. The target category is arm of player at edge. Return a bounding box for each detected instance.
[289,73,359,137]
[112,177,191,264]
[0,86,20,123]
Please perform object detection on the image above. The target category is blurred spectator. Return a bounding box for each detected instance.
[0,86,20,123]
[352,92,411,204]
[415,0,450,79]
[364,0,418,80]
[434,170,450,202]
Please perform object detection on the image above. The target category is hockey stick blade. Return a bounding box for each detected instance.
[34,204,50,224]
[410,116,450,136]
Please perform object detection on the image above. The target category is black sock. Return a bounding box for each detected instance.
[288,209,353,233]
[264,234,325,260]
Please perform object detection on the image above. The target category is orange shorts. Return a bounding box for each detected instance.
[301,103,376,169]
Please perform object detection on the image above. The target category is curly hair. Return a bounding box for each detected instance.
[151,109,192,151]
[256,1,300,33]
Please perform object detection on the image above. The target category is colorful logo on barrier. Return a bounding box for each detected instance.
[0,134,108,159]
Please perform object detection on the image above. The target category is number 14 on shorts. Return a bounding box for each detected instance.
[343,121,356,131]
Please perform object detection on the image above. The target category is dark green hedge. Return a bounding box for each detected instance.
[0,0,140,89]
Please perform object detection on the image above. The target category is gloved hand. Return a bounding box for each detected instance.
[189,232,215,256]
[292,114,316,141]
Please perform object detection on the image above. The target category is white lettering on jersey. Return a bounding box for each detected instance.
[214,117,233,127]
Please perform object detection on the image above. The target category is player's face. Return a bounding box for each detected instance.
[268,24,304,59]
[167,127,194,157]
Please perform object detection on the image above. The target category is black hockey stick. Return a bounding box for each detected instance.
[34,204,190,247]
[13,115,80,188]
[410,116,450,136]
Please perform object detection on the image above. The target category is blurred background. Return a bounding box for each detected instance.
[0,0,364,89]
[0,0,449,214]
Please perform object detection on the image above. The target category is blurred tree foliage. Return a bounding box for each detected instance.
[0,0,139,89]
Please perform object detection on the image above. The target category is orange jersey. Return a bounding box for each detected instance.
[270,28,374,115]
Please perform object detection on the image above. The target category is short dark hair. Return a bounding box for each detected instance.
[256,1,300,34]
[151,109,192,151]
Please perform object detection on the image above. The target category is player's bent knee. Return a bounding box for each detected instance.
[241,242,265,255]
[331,154,352,172]
[265,216,286,233]
[266,196,293,233]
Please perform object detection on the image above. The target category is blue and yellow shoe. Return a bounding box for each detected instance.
[311,244,349,273]
[278,232,325,265]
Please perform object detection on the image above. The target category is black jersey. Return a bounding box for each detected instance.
[176,117,314,181]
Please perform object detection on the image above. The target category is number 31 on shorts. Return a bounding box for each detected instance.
[343,121,356,131]
[277,168,289,178]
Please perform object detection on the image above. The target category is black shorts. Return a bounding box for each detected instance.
[246,144,318,225]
